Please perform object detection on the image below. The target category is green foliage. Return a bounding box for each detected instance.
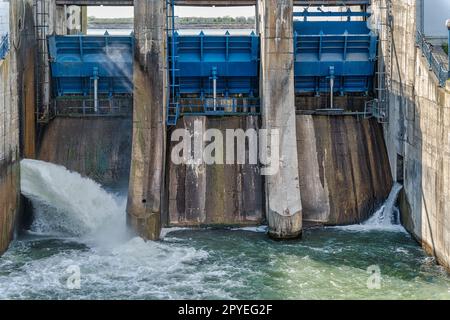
[443,43,448,55]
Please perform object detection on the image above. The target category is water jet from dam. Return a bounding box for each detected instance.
[20,159,128,244]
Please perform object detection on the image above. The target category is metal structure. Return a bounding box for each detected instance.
[0,0,9,61]
[363,0,393,123]
[167,31,260,125]
[52,96,132,116]
[34,0,51,123]
[293,8,378,102]
[416,30,449,87]
[166,0,179,125]
[48,34,133,115]
[166,18,260,125]
[0,33,8,60]
[164,1,376,124]
[415,1,449,87]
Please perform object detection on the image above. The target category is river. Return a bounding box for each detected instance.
[0,159,449,300]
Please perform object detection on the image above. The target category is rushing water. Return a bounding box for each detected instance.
[0,160,449,300]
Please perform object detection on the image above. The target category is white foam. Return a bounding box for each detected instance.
[160,227,193,239]
[230,226,268,233]
[364,183,403,226]
[20,159,127,241]
[0,236,217,300]
[11,161,237,299]
[332,183,407,233]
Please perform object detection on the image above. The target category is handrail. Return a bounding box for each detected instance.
[54,95,132,117]
[176,97,260,116]
[0,33,9,60]
[416,31,449,87]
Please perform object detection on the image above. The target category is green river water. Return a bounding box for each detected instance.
[1,227,450,299]
[0,159,449,300]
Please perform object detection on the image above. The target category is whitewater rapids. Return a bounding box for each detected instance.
[20,159,127,241]
[0,159,446,300]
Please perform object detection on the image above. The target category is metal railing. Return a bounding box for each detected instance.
[53,96,132,117]
[176,97,260,116]
[364,99,388,123]
[416,31,449,87]
[0,33,9,60]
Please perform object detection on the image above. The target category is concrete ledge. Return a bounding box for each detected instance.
[267,210,303,240]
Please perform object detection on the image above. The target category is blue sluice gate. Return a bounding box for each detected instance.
[171,31,259,96]
[48,34,134,97]
[0,33,9,60]
[167,31,261,125]
[293,10,378,95]
[46,8,378,122]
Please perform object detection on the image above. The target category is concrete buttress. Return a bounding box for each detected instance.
[258,0,303,239]
[127,0,167,240]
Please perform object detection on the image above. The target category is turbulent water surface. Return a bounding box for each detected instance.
[0,160,449,300]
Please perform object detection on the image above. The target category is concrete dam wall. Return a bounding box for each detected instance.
[0,158,19,254]
[31,114,391,232]
[0,53,20,252]
[167,115,392,227]
[297,115,392,225]
[167,116,264,227]
[38,117,132,184]
[372,0,450,270]
[0,54,19,254]
[128,0,396,240]
[0,0,35,255]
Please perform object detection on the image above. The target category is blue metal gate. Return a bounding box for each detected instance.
[167,31,260,125]
[293,9,378,95]
[0,33,8,60]
[48,34,134,115]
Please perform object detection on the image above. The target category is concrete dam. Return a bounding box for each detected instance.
[0,0,450,299]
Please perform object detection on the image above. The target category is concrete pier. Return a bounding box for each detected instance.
[258,0,302,239]
[127,0,167,240]
[0,0,35,254]
[0,55,20,254]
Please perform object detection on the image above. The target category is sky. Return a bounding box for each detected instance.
[0,2,9,36]
[87,6,255,18]
[87,2,450,37]
[423,0,450,37]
